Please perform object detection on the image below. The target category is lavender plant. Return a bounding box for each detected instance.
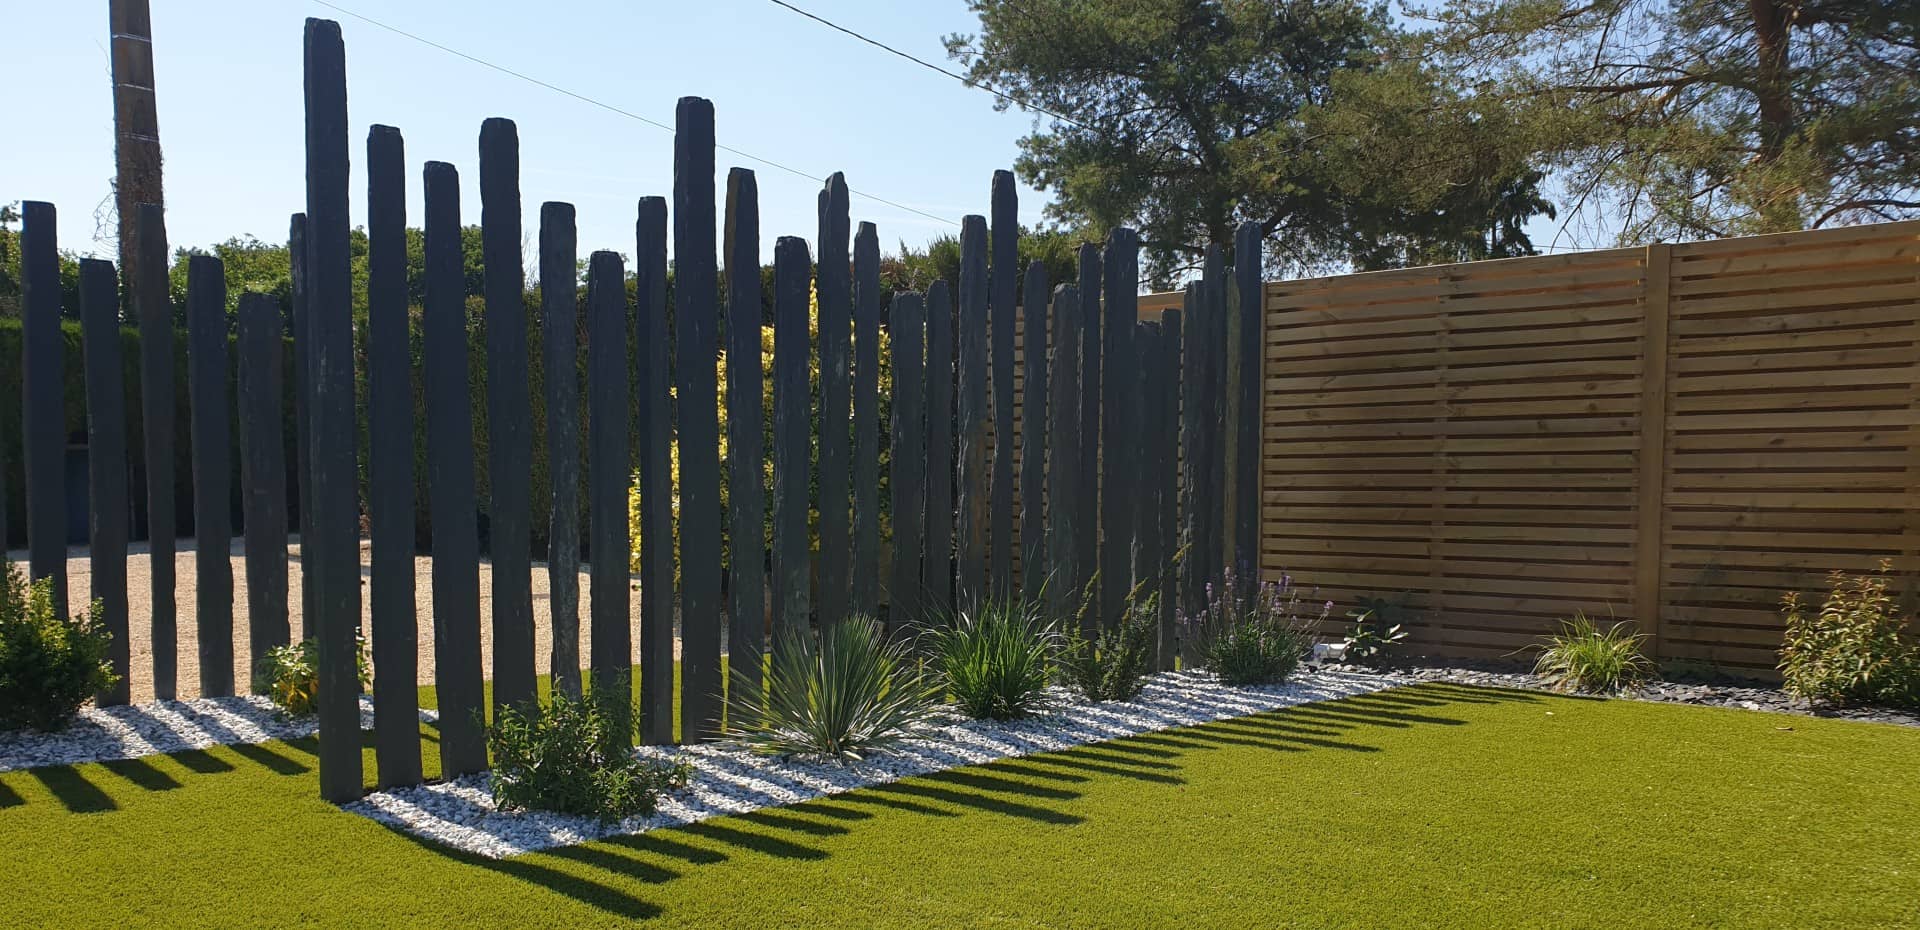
[1183,570,1327,686]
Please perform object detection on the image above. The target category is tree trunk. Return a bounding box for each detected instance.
[111,0,164,310]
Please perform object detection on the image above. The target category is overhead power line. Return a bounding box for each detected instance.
[306,0,961,227]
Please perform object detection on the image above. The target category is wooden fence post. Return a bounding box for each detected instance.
[924,280,956,616]
[366,124,420,786]
[726,170,767,691]
[675,97,723,741]
[1075,247,1101,637]
[637,196,675,746]
[133,203,175,699]
[587,250,632,749]
[1156,308,1182,670]
[1231,223,1263,581]
[1045,283,1081,623]
[81,258,131,705]
[888,292,927,634]
[853,222,882,618]
[540,201,582,700]
[186,254,233,696]
[816,174,853,629]
[423,159,486,778]
[1634,243,1672,658]
[772,236,814,657]
[288,212,314,642]
[237,294,289,690]
[989,172,1018,597]
[20,201,66,612]
[1099,228,1139,629]
[1019,261,1049,604]
[957,215,991,608]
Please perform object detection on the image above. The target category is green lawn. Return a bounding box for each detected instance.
[2,682,1916,929]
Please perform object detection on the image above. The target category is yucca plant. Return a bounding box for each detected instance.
[921,597,1060,720]
[727,615,940,760]
[1532,613,1654,693]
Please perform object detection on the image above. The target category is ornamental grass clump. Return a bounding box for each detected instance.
[488,693,690,823]
[1780,561,1920,709]
[1532,613,1654,693]
[0,564,117,733]
[1186,570,1322,686]
[727,615,940,760]
[922,596,1060,720]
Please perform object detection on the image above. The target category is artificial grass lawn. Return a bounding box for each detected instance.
[3,683,1917,929]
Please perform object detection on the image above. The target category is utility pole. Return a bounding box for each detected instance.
[110,0,163,302]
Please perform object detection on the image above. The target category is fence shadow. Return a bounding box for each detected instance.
[0,729,354,815]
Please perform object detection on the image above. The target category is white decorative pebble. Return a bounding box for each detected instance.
[0,696,439,772]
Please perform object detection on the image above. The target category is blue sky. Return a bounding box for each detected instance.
[6,0,1051,267]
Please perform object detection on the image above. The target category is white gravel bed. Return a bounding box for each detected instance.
[346,668,1397,858]
[0,696,440,772]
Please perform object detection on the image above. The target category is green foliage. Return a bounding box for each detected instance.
[1780,561,1920,709]
[1342,594,1410,667]
[921,596,1060,720]
[486,693,691,823]
[1532,613,1654,694]
[1058,594,1157,703]
[727,615,940,759]
[0,564,117,732]
[1189,573,1319,686]
[252,635,371,717]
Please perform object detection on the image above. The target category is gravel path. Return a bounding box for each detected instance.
[14,539,673,705]
[347,668,1396,859]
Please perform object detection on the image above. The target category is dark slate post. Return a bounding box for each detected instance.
[289,212,315,642]
[1156,309,1183,670]
[636,197,675,746]
[988,173,1018,597]
[540,202,582,700]
[815,175,852,629]
[771,236,813,656]
[20,202,66,611]
[851,221,881,617]
[675,97,723,742]
[237,294,290,689]
[887,292,926,635]
[1045,283,1081,627]
[134,204,176,699]
[587,250,633,749]
[1201,245,1229,591]
[1099,228,1139,629]
[423,160,487,778]
[1074,244,1101,627]
[81,259,131,705]
[366,125,420,786]
[955,216,990,609]
[1178,284,1207,666]
[724,170,766,692]
[1018,260,1048,603]
[1232,222,1263,583]
[186,254,234,696]
[304,17,364,801]
[922,280,955,616]
[480,117,536,719]
[1131,322,1162,614]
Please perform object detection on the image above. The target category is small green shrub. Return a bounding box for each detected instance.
[0,564,117,732]
[1342,593,1410,667]
[922,597,1059,720]
[488,693,691,822]
[1186,571,1321,686]
[1780,561,1920,709]
[727,615,939,760]
[1059,594,1158,703]
[1533,613,1653,693]
[253,634,371,716]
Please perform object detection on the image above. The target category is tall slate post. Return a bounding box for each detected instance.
[956,217,990,609]
[1018,260,1048,603]
[815,175,852,628]
[80,259,131,705]
[1156,309,1183,670]
[237,294,290,689]
[988,173,1018,597]
[423,160,487,778]
[851,222,882,617]
[675,98,723,742]
[923,280,956,616]
[1045,283,1081,625]
[724,170,767,692]
[1074,244,1101,634]
[366,124,420,786]
[586,250,633,749]
[1178,283,1208,663]
[1099,228,1139,629]
[133,204,175,698]
[480,117,537,719]
[636,197,675,746]
[771,237,814,658]
[303,17,364,802]
[289,212,315,641]
[186,254,233,696]
[20,202,66,612]
[1131,322,1162,617]
[540,202,582,700]
[887,292,927,634]
[1200,245,1229,591]
[1232,222,1263,583]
